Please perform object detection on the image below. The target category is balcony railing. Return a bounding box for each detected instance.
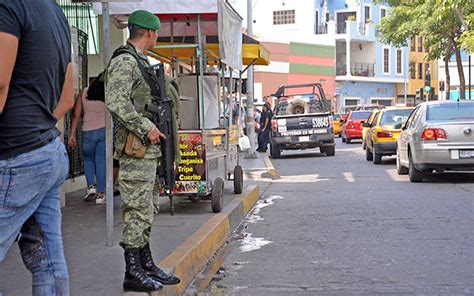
[315,25,328,35]
[336,63,375,77]
[351,62,374,77]
[337,23,347,34]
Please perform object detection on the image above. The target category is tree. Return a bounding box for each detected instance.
[459,12,474,52]
[377,0,474,100]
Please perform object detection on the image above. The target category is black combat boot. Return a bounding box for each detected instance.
[140,243,181,285]
[123,248,163,292]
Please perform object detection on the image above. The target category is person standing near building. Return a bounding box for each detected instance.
[68,81,106,204]
[0,0,74,295]
[105,10,180,292]
[257,103,272,152]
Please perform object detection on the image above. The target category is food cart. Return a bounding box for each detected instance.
[95,0,269,214]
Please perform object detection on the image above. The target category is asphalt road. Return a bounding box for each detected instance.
[207,138,474,295]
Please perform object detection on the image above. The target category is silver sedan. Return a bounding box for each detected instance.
[396,100,474,182]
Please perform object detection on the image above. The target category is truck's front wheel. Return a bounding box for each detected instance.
[270,144,281,159]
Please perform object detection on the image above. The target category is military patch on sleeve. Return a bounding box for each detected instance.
[122,56,131,61]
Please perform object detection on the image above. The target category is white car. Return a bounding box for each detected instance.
[396,100,474,182]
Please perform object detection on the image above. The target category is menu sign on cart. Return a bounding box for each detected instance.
[174,132,206,194]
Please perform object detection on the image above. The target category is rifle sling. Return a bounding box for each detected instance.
[113,46,162,102]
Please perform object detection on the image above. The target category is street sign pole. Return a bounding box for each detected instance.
[245,0,257,159]
[102,1,114,247]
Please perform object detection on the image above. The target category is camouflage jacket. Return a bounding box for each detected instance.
[105,42,180,160]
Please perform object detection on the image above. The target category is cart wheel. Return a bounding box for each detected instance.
[211,177,224,213]
[188,195,200,203]
[233,165,244,194]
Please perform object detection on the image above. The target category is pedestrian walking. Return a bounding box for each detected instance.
[68,81,106,204]
[0,1,74,295]
[105,10,180,292]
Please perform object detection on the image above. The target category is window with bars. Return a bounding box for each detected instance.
[410,36,416,52]
[364,5,371,23]
[396,49,402,74]
[383,48,390,74]
[410,62,416,79]
[418,36,423,52]
[418,63,423,79]
[273,10,296,25]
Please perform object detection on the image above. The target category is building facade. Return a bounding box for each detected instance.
[231,0,337,108]
[232,0,410,113]
[254,41,336,107]
[401,36,439,106]
[323,0,409,111]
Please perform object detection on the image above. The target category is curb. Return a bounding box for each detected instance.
[263,154,280,179]
[153,185,260,296]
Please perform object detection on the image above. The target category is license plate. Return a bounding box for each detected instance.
[299,136,310,142]
[459,150,474,158]
[313,129,327,134]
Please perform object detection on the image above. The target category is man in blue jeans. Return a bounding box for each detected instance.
[257,103,272,152]
[0,1,74,295]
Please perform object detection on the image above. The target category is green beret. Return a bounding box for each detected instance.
[128,10,161,30]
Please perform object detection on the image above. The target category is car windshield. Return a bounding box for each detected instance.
[427,102,474,121]
[350,111,372,120]
[380,109,413,126]
[276,95,324,116]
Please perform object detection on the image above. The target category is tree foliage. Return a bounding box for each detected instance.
[459,12,474,52]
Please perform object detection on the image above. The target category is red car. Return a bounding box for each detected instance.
[341,110,372,143]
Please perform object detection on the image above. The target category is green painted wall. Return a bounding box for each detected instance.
[290,64,335,76]
[290,42,335,59]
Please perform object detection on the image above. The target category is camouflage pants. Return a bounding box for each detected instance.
[119,155,159,249]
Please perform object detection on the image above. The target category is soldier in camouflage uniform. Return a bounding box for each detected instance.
[105,10,180,293]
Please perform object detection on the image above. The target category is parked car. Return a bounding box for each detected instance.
[344,104,385,113]
[269,83,335,158]
[362,109,380,150]
[341,110,372,143]
[332,113,343,137]
[365,107,415,164]
[355,104,386,111]
[396,101,474,182]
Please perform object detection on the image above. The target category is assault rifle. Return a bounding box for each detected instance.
[143,63,177,215]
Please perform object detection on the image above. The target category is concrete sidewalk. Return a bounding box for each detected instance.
[0,151,273,296]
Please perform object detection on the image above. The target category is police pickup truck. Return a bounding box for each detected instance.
[269,83,335,158]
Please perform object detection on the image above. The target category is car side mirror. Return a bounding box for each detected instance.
[362,122,370,128]
[339,119,344,123]
[394,123,403,129]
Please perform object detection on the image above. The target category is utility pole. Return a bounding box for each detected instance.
[102,1,114,247]
[245,0,257,159]
[403,52,407,105]
[469,55,472,100]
